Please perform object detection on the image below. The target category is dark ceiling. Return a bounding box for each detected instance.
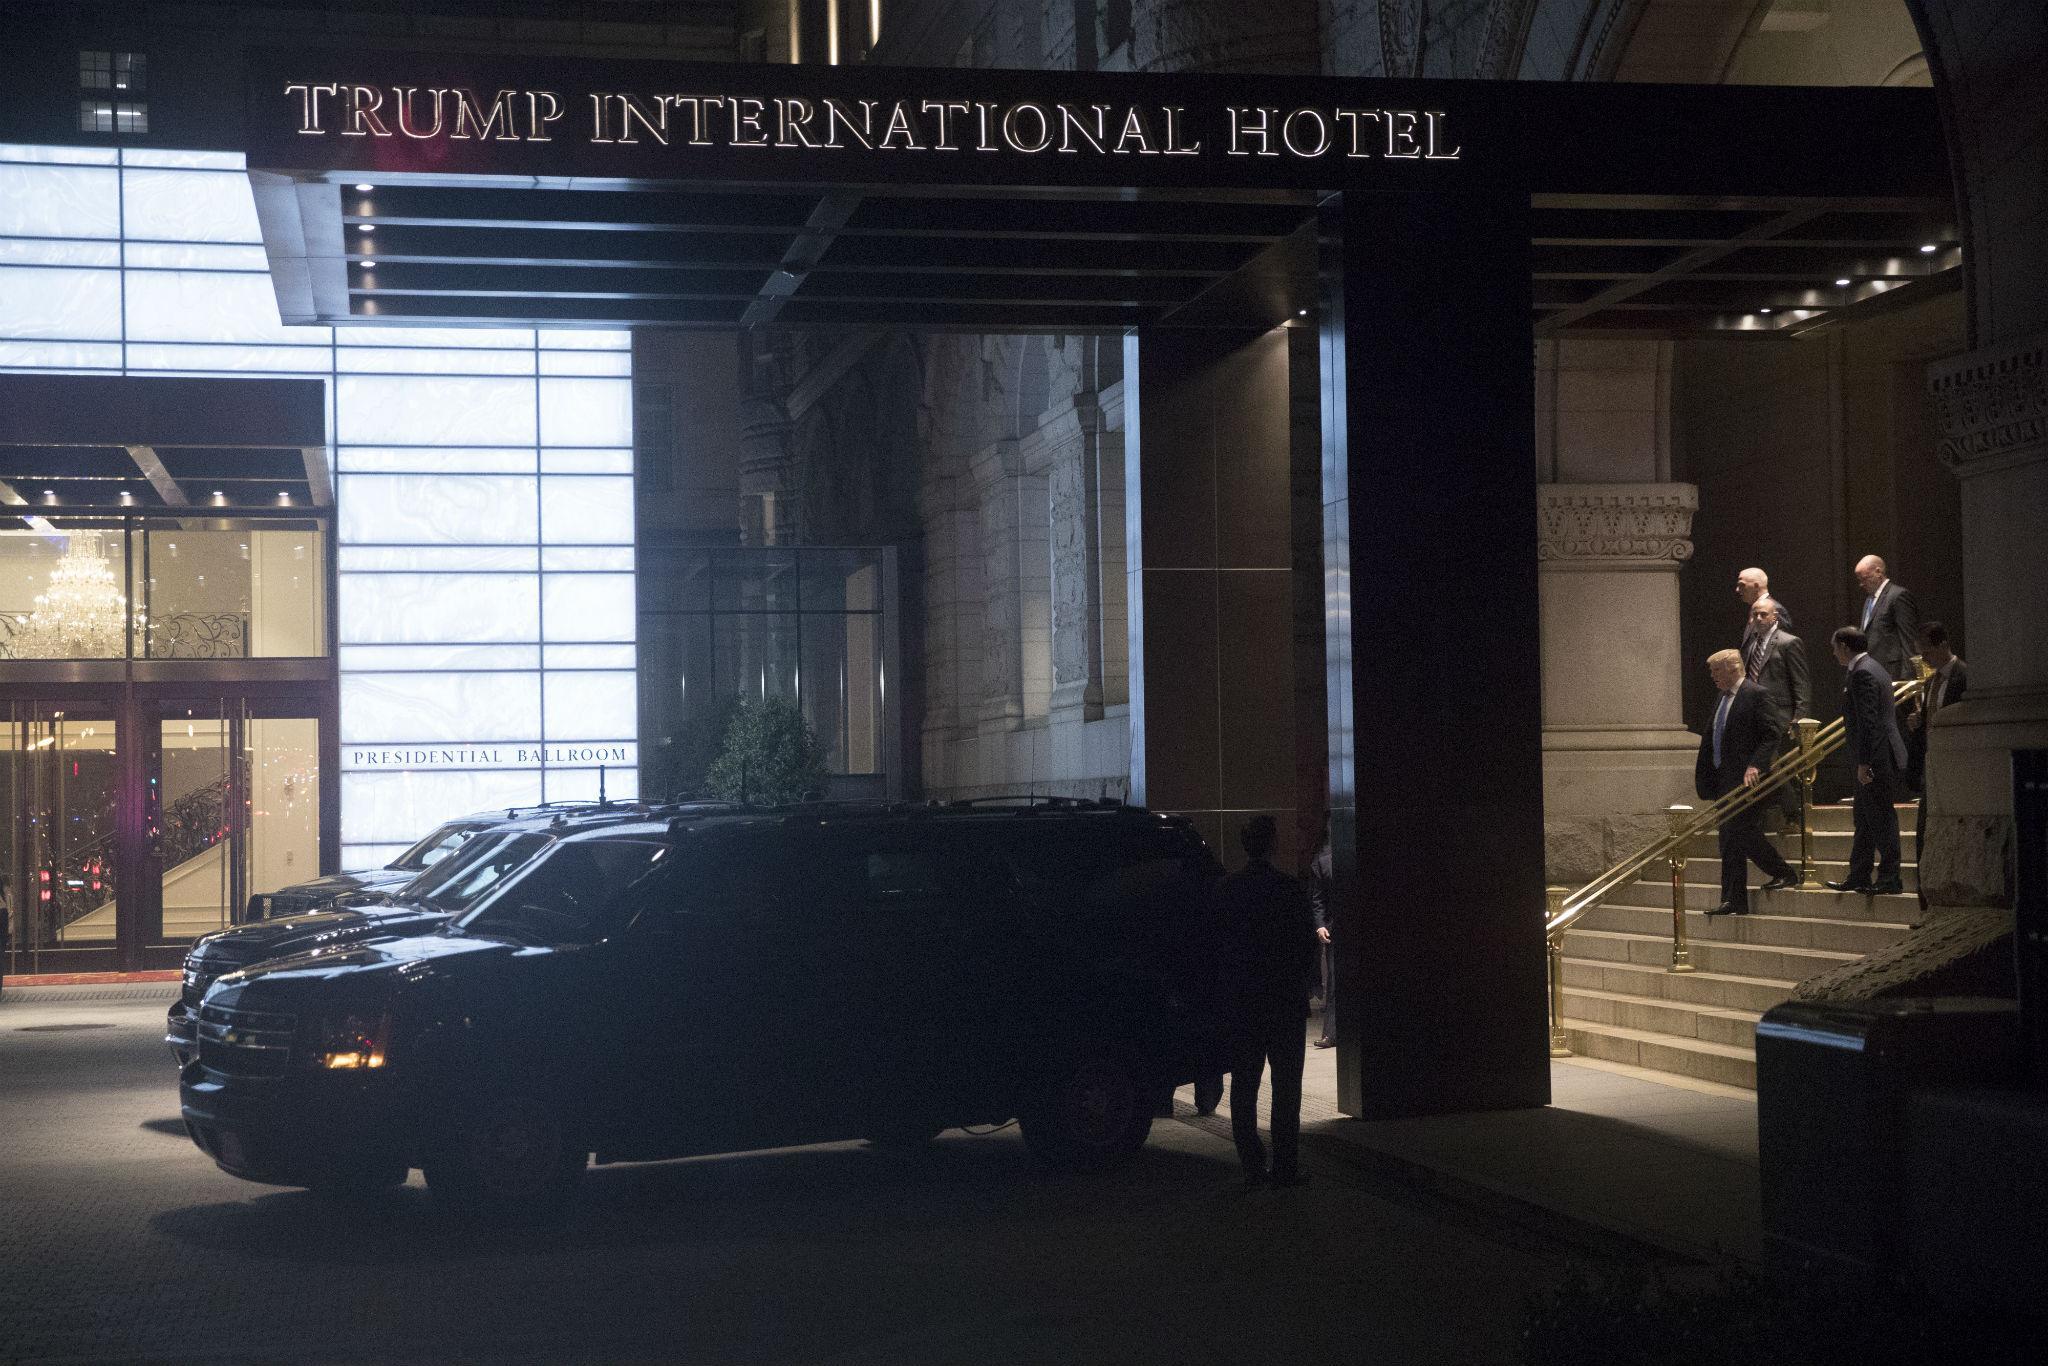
[325,181,1961,338]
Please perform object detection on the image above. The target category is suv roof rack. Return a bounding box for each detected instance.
[944,795,1129,813]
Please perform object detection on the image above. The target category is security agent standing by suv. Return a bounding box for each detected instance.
[180,801,1229,1219]
[1214,814,1319,1190]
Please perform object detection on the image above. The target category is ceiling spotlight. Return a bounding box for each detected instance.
[1919,243,1938,253]
[1835,278,1852,287]
[1759,307,1773,315]
[1297,308,1309,317]
[354,183,374,192]
[42,490,57,504]
[358,223,375,234]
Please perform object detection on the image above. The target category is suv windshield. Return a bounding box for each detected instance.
[389,822,485,872]
[400,832,554,912]
[454,839,670,947]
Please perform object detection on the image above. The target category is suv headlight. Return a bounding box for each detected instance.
[314,1011,393,1070]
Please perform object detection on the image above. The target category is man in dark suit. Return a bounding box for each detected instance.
[1696,650,1799,916]
[1737,566,1793,660]
[1826,625,1909,895]
[1853,554,1921,687]
[1905,620,1968,792]
[1214,814,1318,1189]
[1745,599,1809,825]
[1909,622,1968,905]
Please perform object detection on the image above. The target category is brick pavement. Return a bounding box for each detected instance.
[1,985,1588,1365]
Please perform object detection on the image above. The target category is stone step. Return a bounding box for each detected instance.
[1561,927,1859,983]
[1561,955,1794,1014]
[1642,856,1916,894]
[1561,983,1761,1050]
[1681,828,1918,861]
[1602,878,1920,923]
[1562,1019,1758,1089]
[1576,902,1913,956]
[1802,801,1917,834]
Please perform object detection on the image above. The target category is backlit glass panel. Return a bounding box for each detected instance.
[0,145,638,865]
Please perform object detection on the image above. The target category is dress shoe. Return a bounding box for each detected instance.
[1870,879,1905,895]
[1704,902,1748,916]
[1761,876,1800,892]
[1824,879,1873,894]
[1313,1037,1336,1049]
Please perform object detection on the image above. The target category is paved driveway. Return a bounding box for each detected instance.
[1,986,1573,1365]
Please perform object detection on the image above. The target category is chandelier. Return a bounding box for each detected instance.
[13,534,142,659]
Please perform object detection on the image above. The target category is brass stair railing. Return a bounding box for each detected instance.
[1543,673,1925,1058]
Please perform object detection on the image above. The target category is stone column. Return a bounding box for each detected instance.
[1920,334,2048,907]
[1123,326,1297,862]
[1537,483,1701,878]
[1049,392,1107,722]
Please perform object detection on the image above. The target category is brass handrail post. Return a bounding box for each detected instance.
[1666,804,1696,973]
[1795,717,1823,889]
[1545,887,1570,1058]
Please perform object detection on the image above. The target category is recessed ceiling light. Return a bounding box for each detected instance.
[358,223,375,234]
[354,183,374,192]
[1835,278,1851,287]
[1919,243,1938,253]
[1297,308,1309,317]
[1759,307,1773,314]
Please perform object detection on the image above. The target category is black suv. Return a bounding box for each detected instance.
[167,804,695,1065]
[180,801,1227,1216]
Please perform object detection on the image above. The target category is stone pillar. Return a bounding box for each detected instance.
[1920,334,2048,906]
[1049,393,1108,723]
[1123,326,1297,863]
[1320,190,1548,1119]
[973,440,1027,734]
[1537,483,1701,879]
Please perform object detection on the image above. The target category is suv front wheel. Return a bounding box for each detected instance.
[1020,1054,1153,1171]
[424,1092,586,1222]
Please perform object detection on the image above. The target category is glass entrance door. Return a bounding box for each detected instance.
[149,699,322,949]
[1,702,122,972]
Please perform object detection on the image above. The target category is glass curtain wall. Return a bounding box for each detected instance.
[640,547,888,799]
[0,143,637,871]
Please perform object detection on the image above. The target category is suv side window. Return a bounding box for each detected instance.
[457,839,669,946]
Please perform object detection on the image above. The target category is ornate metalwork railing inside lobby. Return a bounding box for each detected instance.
[1542,672,1927,1058]
[0,611,250,660]
[37,775,234,931]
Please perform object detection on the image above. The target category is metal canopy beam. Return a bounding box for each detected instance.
[124,444,189,507]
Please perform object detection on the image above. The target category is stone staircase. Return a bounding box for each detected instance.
[1558,802,1920,1089]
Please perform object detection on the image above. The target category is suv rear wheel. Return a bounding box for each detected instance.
[424,1093,585,1222]
[1020,1055,1153,1171]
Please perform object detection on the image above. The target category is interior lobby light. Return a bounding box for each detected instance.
[1759,307,1773,314]
[1835,278,1851,287]
[1919,243,1938,253]
[358,223,375,233]
[354,182,374,192]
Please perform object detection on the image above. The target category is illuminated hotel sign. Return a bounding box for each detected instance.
[280,84,1463,163]
[344,744,637,771]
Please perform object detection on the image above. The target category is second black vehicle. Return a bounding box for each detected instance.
[166,804,697,1064]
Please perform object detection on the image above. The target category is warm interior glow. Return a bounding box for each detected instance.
[322,1051,385,1069]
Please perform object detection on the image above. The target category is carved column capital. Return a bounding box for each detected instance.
[1928,332,2048,476]
[1536,482,1698,567]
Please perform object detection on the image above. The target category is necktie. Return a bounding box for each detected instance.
[1713,692,1731,767]
[1862,593,1876,629]
[1746,631,1767,677]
